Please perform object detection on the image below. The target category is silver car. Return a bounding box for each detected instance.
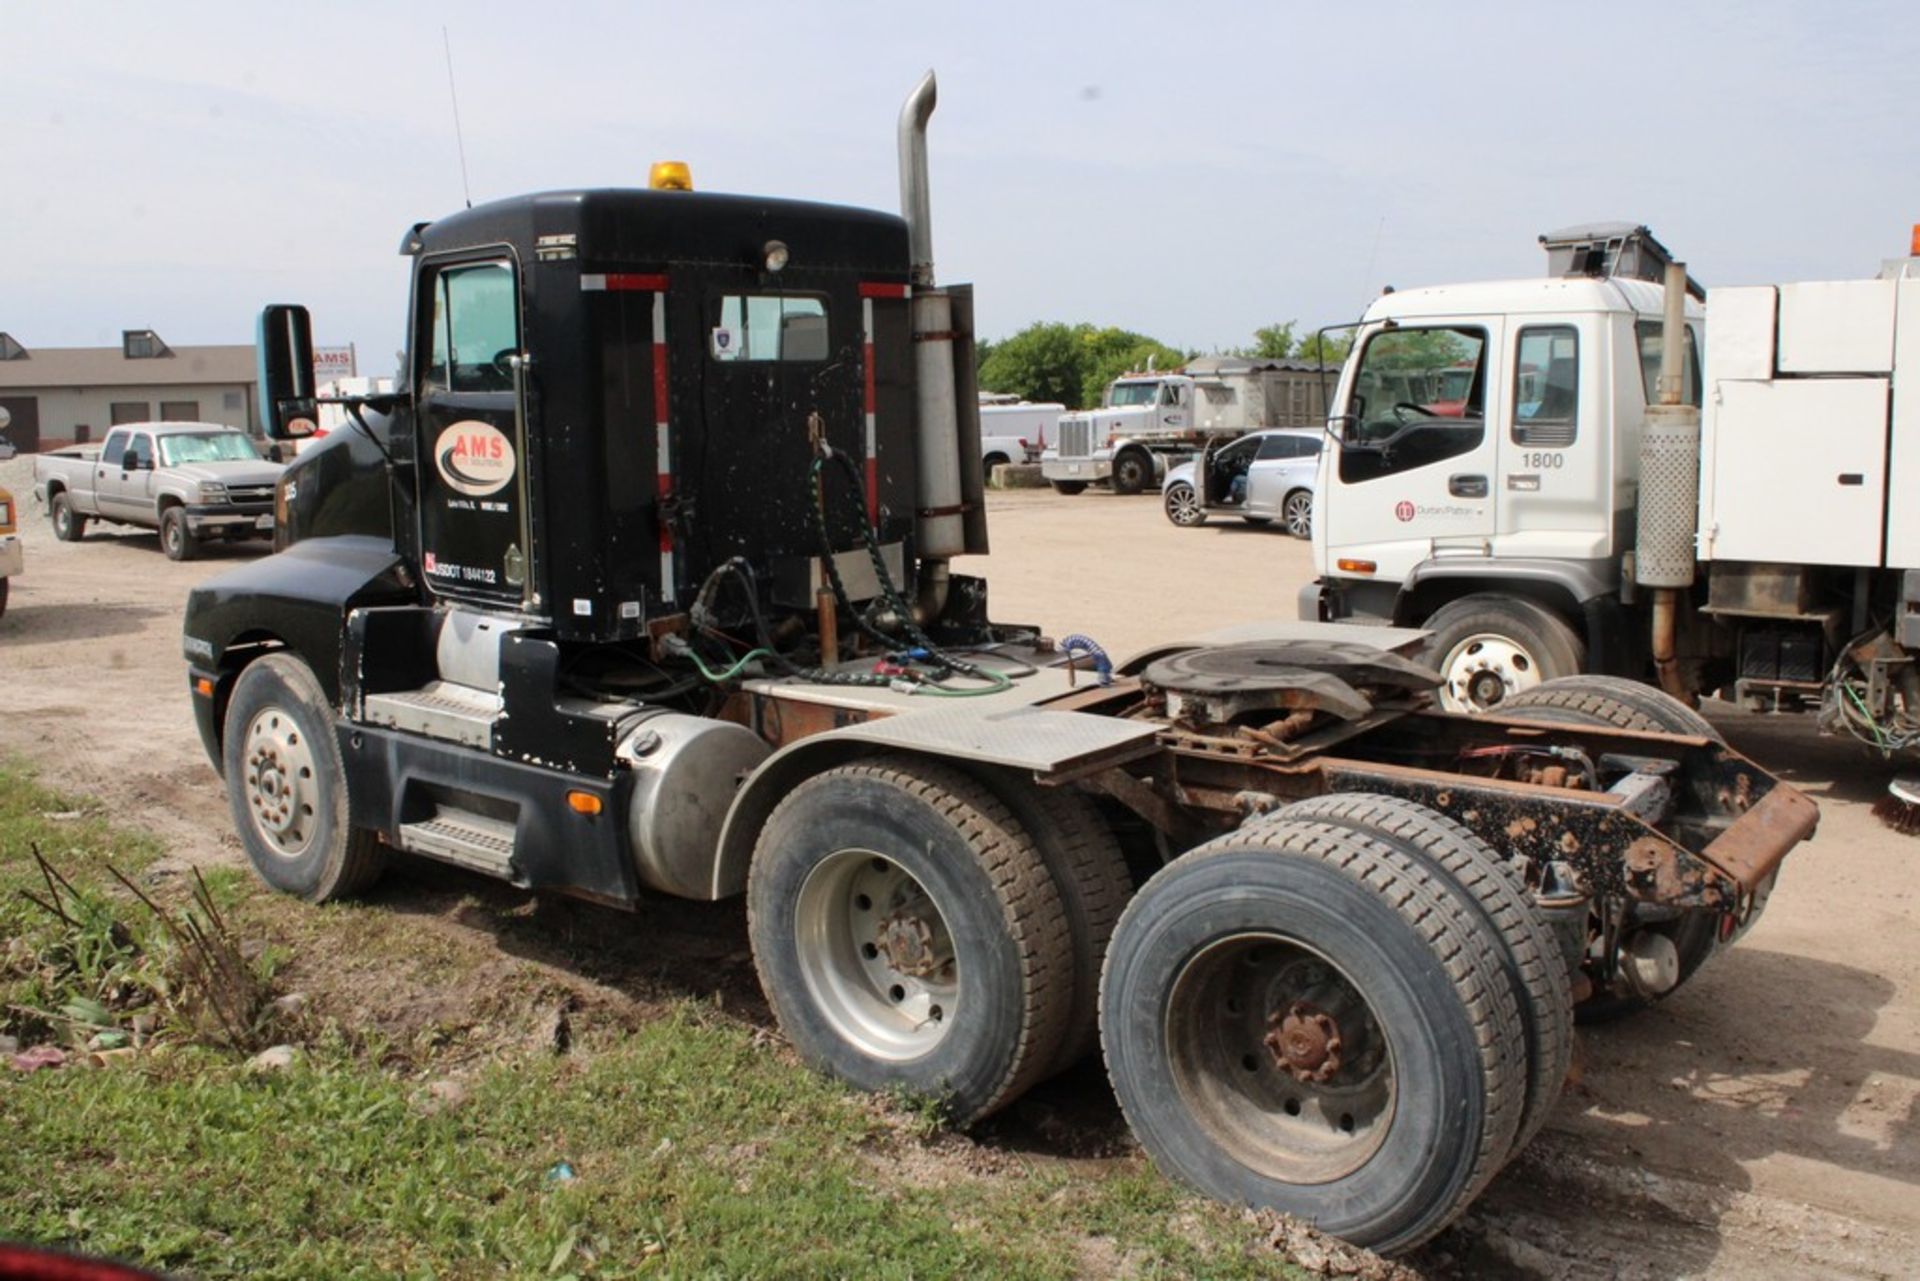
[1162,427,1323,537]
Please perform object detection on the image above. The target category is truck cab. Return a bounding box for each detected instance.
[1307,227,1703,709]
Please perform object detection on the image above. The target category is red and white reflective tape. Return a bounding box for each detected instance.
[579,272,669,293]
[651,289,674,595]
[857,282,908,521]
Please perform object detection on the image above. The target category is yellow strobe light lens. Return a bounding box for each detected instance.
[649,161,694,192]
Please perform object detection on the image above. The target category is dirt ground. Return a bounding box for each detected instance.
[1,455,1916,1279]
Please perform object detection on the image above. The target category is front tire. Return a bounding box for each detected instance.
[160,507,197,561]
[51,493,85,541]
[748,757,1075,1124]
[1049,481,1088,496]
[1163,481,1205,527]
[1422,594,1585,713]
[1102,819,1526,1252]
[1111,451,1153,495]
[1282,488,1313,538]
[221,654,385,902]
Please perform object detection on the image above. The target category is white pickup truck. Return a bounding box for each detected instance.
[33,421,284,561]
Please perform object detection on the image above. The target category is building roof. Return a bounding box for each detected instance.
[0,343,254,390]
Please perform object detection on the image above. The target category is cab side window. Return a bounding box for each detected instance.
[125,433,154,469]
[1635,320,1702,407]
[423,261,520,394]
[1255,434,1299,461]
[101,431,128,467]
[1512,326,1578,447]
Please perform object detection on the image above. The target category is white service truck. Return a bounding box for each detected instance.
[977,396,1061,470]
[1042,355,1327,495]
[1305,221,1920,753]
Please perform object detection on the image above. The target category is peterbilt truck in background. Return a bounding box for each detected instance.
[1041,354,1328,495]
[33,421,284,561]
[1306,221,1920,754]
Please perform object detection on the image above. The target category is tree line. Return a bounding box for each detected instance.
[977,321,1355,410]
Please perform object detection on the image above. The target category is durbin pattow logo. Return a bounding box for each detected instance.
[1394,500,1416,522]
[434,420,516,497]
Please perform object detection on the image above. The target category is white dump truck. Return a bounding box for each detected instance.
[1042,355,1328,495]
[1305,221,1920,754]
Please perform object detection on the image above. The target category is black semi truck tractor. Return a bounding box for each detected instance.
[182,73,1816,1252]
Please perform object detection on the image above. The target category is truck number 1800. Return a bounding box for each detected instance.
[1519,452,1565,469]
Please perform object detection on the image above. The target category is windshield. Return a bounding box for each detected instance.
[1107,382,1162,407]
[159,432,259,466]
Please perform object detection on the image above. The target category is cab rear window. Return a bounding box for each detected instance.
[709,296,828,362]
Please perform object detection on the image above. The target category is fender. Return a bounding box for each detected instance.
[183,535,414,769]
[708,703,1159,898]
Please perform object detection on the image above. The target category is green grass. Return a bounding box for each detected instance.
[0,764,1302,1279]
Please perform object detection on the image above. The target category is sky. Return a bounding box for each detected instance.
[5,1,1919,370]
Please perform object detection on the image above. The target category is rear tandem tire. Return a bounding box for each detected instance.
[747,756,1075,1124]
[1497,675,1728,1024]
[978,778,1132,1075]
[1274,794,1575,1157]
[1100,818,1527,1253]
[1050,481,1089,496]
[221,653,386,903]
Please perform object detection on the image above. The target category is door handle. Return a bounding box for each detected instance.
[1449,474,1489,498]
[1838,473,1864,486]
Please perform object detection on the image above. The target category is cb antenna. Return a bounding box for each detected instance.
[442,26,473,208]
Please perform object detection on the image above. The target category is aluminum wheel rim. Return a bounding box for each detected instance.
[164,518,182,555]
[1284,492,1312,537]
[1167,484,1203,526]
[1439,632,1541,712]
[1165,932,1395,1184]
[241,705,321,858]
[795,849,959,1060]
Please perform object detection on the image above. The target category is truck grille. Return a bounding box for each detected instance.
[225,484,276,505]
[1058,418,1094,458]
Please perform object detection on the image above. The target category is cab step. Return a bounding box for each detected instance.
[396,808,517,877]
[363,681,502,748]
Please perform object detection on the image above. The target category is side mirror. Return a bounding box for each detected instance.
[257,304,318,440]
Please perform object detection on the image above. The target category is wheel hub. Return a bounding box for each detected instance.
[794,850,959,1059]
[242,707,318,856]
[877,907,949,979]
[1443,634,1539,711]
[1266,1001,1345,1083]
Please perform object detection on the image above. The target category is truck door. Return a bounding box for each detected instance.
[1492,320,1607,560]
[415,257,532,610]
[122,431,157,519]
[93,429,138,519]
[1320,321,1502,581]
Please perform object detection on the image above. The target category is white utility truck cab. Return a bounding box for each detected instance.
[1308,222,1920,757]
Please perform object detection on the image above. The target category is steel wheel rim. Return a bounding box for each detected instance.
[1167,484,1202,526]
[164,517,182,556]
[241,704,321,858]
[1439,632,1540,712]
[1165,932,1395,1184]
[795,848,959,1060]
[1284,492,1312,537]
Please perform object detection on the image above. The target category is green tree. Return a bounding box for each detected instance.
[1248,321,1299,360]
[977,322,1090,407]
[1293,329,1354,370]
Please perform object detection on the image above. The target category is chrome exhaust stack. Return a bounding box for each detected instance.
[896,70,984,619]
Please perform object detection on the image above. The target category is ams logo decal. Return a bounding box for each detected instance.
[434,420,516,497]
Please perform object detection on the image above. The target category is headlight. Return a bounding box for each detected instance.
[198,481,229,503]
[0,499,12,530]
